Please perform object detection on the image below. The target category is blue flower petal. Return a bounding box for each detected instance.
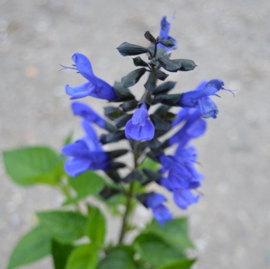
[158,15,177,52]
[204,79,224,96]
[175,146,198,162]
[171,108,188,127]
[168,170,189,189]
[65,82,95,100]
[185,162,205,181]
[132,103,149,125]
[62,140,92,158]
[81,120,98,142]
[146,193,167,208]
[90,77,117,101]
[64,157,91,177]
[72,102,105,128]
[125,120,139,140]
[152,204,173,226]
[159,16,170,39]
[186,118,207,138]
[158,177,173,192]
[198,96,219,119]
[68,53,117,101]
[188,181,202,189]
[72,53,95,81]
[138,120,155,140]
[125,115,154,141]
[173,189,200,210]
[159,154,174,169]
[194,80,208,92]
[178,79,223,108]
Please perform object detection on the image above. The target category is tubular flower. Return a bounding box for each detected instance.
[158,145,204,210]
[62,120,109,177]
[145,193,173,225]
[64,53,117,101]
[125,103,155,141]
[71,102,105,129]
[169,109,207,147]
[173,189,200,210]
[178,79,233,119]
[158,15,177,52]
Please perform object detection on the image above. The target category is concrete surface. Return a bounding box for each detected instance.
[0,0,270,268]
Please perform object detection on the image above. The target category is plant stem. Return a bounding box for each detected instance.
[118,141,140,244]
[118,181,134,244]
[153,42,158,59]
[59,182,80,212]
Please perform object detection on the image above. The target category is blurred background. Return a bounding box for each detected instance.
[0,0,269,268]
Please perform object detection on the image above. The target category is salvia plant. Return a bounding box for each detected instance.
[3,15,233,269]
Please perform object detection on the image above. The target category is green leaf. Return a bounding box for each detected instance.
[138,157,159,171]
[98,185,121,200]
[63,171,106,206]
[158,56,181,72]
[133,56,149,67]
[150,114,171,132]
[104,106,125,120]
[144,31,156,43]
[144,72,156,91]
[121,68,146,88]
[99,193,126,215]
[146,218,195,251]
[152,81,177,95]
[97,246,137,269]
[155,70,168,81]
[52,240,74,269]
[100,131,126,144]
[66,244,98,269]
[117,42,149,56]
[119,100,138,112]
[172,59,197,71]
[37,211,87,244]
[114,114,133,128]
[138,91,152,107]
[134,233,185,268]
[3,146,61,186]
[157,259,196,269]
[8,225,51,269]
[113,82,135,101]
[158,39,175,48]
[86,206,106,244]
[154,93,182,106]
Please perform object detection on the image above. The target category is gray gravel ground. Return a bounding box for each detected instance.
[1,0,270,268]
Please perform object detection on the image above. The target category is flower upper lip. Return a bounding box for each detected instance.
[61,53,117,101]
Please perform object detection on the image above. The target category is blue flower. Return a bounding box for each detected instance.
[158,145,203,210]
[173,146,204,188]
[62,120,109,177]
[145,193,173,225]
[125,103,155,141]
[169,109,207,147]
[173,189,200,210]
[71,102,105,129]
[178,79,233,118]
[157,15,177,52]
[64,53,117,101]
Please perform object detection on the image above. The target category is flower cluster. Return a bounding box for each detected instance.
[61,16,232,225]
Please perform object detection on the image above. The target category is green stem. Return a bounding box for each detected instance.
[118,141,140,244]
[118,181,135,244]
[59,183,80,212]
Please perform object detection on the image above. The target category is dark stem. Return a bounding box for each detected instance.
[153,42,158,59]
[118,141,140,244]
